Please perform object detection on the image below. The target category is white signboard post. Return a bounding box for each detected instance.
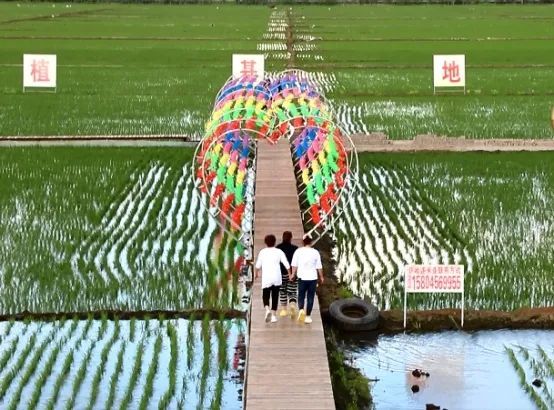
[232,54,264,83]
[23,54,57,92]
[404,264,464,328]
[433,54,465,94]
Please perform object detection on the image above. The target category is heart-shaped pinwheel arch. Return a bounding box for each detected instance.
[195,69,358,258]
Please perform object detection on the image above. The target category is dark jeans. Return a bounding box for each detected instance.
[298,279,317,315]
[262,285,280,311]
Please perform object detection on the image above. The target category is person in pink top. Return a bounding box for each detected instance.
[255,234,291,323]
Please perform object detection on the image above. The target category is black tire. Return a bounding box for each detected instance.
[329,298,379,331]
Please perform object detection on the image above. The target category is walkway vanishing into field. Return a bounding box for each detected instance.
[245,139,335,409]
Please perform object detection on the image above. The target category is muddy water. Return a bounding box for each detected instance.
[344,330,554,410]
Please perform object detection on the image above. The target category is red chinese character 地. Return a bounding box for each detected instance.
[240,60,257,78]
[31,59,50,82]
[442,60,460,83]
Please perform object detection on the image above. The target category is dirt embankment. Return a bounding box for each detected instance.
[315,235,554,334]
[380,307,554,333]
[352,133,554,152]
[0,308,246,322]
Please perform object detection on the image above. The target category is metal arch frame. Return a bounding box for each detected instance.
[265,70,360,244]
[302,134,357,242]
[194,129,259,246]
[196,68,361,247]
[302,135,359,243]
[269,117,357,243]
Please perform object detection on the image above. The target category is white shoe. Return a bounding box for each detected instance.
[271,314,278,323]
[265,308,271,323]
[304,316,312,324]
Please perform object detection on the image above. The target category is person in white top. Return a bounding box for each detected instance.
[290,236,324,324]
[255,234,291,323]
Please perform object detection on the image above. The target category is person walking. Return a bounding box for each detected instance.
[276,231,298,318]
[290,236,324,324]
[255,234,291,323]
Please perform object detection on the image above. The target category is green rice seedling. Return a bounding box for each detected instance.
[198,315,212,409]
[0,337,19,372]
[118,342,145,410]
[64,343,95,410]
[7,325,64,410]
[186,316,196,371]
[506,347,527,385]
[45,349,74,410]
[158,322,178,410]
[0,332,38,399]
[130,317,136,343]
[27,340,63,410]
[3,319,15,337]
[538,346,554,379]
[105,343,126,410]
[138,333,163,410]
[86,321,120,410]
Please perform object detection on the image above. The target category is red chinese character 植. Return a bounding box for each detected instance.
[31,59,50,82]
[442,60,460,83]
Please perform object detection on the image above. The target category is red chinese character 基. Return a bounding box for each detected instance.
[240,60,257,77]
[31,59,50,82]
[442,60,460,83]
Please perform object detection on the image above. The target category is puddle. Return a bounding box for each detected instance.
[344,329,554,410]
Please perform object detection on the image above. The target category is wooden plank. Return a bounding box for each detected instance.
[245,139,335,410]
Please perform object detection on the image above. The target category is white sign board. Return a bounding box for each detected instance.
[433,54,465,92]
[404,264,464,328]
[23,54,57,90]
[232,54,264,82]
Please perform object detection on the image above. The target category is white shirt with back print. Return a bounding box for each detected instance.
[291,247,322,281]
[255,247,290,289]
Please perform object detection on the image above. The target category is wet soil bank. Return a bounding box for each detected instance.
[0,308,246,322]
[315,235,373,410]
[315,235,554,334]
[352,133,554,152]
[380,307,554,333]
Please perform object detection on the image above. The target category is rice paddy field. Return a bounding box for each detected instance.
[0,147,245,314]
[336,151,554,311]
[1,3,554,409]
[0,317,245,410]
[0,146,247,408]
[1,3,553,138]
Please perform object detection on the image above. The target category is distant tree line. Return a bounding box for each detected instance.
[10,0,552,4]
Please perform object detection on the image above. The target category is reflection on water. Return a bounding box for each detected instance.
[344,330,554,410]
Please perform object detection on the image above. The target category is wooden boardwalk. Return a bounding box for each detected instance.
[245,139,335,410]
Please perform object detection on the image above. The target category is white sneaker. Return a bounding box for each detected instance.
[265,308,271,323]
[304,316,312,324]
[271,314,278,323]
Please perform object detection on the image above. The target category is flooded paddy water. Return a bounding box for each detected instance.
[343,329,554,410]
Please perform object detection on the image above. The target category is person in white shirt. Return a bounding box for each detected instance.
[255,234,291,323]
[290,236,324,324]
